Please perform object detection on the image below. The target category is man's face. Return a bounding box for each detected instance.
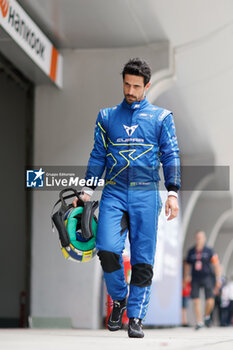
[123,74,151,104]
[195,231,206,248]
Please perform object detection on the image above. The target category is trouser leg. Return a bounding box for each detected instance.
[96,191,128,301]
[228,300,233,325]
[127,187,161,319]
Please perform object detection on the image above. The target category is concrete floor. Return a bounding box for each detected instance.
[0,327,233,350]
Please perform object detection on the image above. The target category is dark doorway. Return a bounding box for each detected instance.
[0,53,34,328]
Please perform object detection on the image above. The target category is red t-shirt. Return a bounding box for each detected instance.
[182,282,191,297]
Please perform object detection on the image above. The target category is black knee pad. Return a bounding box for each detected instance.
[130,263,153,287]
[98,250,121,273]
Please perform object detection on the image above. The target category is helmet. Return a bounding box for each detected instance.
[51,188,98,262]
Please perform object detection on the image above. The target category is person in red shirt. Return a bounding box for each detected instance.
[182,260,191,326]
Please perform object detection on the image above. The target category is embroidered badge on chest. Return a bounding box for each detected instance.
[123,124,138,137]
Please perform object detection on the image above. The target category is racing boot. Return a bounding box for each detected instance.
[128,318,144,338]
[107,298,127,331]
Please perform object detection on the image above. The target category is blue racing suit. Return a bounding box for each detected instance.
[85,97,180,320]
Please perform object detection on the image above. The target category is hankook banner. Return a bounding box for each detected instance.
[0,0,63,87]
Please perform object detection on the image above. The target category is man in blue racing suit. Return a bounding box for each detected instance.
[73,58,181,338]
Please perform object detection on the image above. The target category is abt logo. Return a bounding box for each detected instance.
[26,168,45,188]
[0,0,9,18]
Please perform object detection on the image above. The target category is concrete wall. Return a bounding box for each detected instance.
[31,43,171,328]
[0,70,27,321]
[183,193,232,254]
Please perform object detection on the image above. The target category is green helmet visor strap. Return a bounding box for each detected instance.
[51,187,99,262]
[67,206,97,251]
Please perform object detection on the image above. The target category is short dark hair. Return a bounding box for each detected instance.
[122,58,151,86]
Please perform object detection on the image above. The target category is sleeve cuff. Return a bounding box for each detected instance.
[167,184,179,192]
[168,191,178,198]
[81,186,94,197]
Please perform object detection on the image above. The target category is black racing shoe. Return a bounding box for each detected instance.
[128,318,144,338]
[204,316,212,328]
[107,298,127,331]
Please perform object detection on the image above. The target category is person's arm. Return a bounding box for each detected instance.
[211,253,222,290]
[73,110,107,205]
[159,113,181,220]
[184,261,192,284]
[83,110,107,193]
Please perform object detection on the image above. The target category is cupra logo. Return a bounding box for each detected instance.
[123,124,138,137]
[0,0,9,18]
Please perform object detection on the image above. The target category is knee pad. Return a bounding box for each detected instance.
[98,250,121,273]
[130,263,153,287]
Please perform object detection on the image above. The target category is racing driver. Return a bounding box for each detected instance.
[73,58,181,338]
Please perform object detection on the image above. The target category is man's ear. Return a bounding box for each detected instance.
[145,82,151,91]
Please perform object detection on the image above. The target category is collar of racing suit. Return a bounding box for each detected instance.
[122,97,150,110]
